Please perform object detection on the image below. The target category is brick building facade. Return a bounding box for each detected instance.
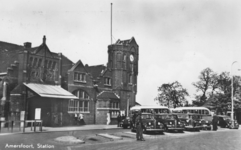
[0,36,139,126]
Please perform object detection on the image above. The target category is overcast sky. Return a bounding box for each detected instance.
[1,0,241,105]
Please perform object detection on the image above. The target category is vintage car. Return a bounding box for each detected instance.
[120,117,132,129]
[196,115,212,130]
[131,113,165,133]
[176,113,202,131]
[155,113,185,132]
[217,115,239,129]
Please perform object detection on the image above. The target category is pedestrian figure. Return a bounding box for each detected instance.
[122,114,126,120]
[135,111,145,141]
[212,114,218,131]
[132,112,137,128]
[117,113,122,127]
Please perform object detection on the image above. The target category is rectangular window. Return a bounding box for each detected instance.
[104,77,111,85]
[48,61,52,69]
[74,72,86,82]
[84,101,89,111]
[52,62,56,70]
[33,58,38,68]
[74,100,79,112]
[68,100,89,113]
[45,60,48,68]
[74,72,79,80]
[79,101,83,111]
[29,57,33,67]
[37,59,42,67]
[68,100,75,112]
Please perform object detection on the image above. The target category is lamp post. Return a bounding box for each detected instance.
[231,61,240,127]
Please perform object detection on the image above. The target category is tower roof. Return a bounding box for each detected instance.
[115,37,137,46]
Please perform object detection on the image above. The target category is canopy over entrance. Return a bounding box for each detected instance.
[24,83,78,99]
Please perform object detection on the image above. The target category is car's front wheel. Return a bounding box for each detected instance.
[178,130,184,133]
[123,125,127,129]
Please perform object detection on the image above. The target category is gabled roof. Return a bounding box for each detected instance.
[97,91,120,100]
[86,65,106,80]
[69,60,86,72]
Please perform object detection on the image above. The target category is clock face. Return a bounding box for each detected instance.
[130,55,134,62]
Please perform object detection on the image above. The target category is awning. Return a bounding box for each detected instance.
[24,83,78,99]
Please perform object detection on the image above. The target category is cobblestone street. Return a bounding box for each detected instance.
[0,126,240,150]
[69,128,241,150]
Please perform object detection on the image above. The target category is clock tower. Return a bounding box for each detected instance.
[107,37,139,115]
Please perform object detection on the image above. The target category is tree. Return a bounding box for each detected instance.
[192,68,217,105]
[206,72,241,114]
[155,81,189,108]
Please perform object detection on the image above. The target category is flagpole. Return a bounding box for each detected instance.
[111,3,112,45]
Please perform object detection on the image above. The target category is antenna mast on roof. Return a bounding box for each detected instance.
[111,3,113,45]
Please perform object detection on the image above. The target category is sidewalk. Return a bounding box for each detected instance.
[0,124,121,136]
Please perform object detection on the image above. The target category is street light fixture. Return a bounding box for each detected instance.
[231,61,241,128]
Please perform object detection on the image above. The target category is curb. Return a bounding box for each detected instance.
[97,133,123,140]
[0,126,121,136]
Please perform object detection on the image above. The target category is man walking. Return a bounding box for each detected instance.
[117,113,122,127]
[212,114,218,131]
[135,111,145,141]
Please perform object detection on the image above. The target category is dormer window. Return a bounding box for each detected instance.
[104,77,111,86]
[74,72,86,82]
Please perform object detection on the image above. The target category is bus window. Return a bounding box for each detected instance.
[162,109,168,113]
[204,110,208,114]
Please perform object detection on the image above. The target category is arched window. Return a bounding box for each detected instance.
[116,53,122,68]
[68,90,90,113]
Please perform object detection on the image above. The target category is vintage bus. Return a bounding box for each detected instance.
[171,107,212,116]
[130,105,171,114]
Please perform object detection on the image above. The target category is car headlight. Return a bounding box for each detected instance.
[186,120,189,123]
[178,122,180,124]
[148,122,151,125]
[158,122,161,125]
[169,122,172,124]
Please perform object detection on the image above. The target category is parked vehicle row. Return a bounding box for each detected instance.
[122,105,239,134]
[120,113,239,133]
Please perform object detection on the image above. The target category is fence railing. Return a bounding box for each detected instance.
[0,120,42,133]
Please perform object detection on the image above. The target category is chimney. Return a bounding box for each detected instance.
[24,42,32,48]
[43,35,46,44]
